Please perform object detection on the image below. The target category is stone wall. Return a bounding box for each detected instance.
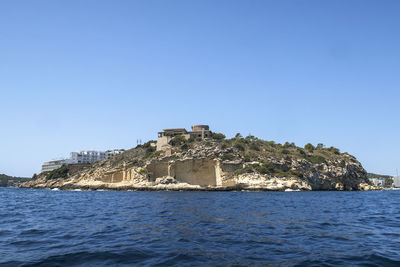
[93,159,228,187]
[147,160,169,181]
[170,159,217,186]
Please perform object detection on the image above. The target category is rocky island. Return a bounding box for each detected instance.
[21,125,378,191]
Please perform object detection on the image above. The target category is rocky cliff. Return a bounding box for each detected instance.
[21,136,378,191]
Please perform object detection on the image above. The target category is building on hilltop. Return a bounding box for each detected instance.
[157,125,212,152]
[41,149,124,172]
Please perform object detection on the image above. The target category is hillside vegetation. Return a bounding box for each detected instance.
[23,133,375,191]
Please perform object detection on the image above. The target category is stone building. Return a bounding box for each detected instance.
[156,125,212,151]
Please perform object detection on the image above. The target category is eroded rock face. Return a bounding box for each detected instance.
[170,159,217,186]
[21,141,378,191]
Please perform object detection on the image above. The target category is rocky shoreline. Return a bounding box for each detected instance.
[21,136,380,191]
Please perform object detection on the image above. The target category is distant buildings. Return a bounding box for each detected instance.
[41,159,70,172]
[41,149,124,172]
[369,178,386,187]
[70,150,123,164]
[393,176,400,188]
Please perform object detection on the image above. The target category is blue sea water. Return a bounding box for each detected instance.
[1,188,400,266]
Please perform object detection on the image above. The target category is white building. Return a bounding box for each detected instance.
[41,149,124,172]
[41,159,70,172]
[70,150,124,164]
[369,178,386,187]
[393,176,400,188]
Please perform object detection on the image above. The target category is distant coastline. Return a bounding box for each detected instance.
[0,174,30,187]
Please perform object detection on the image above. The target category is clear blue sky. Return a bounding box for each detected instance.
[1,0,399,177]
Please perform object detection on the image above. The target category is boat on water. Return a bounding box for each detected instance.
[284,189,301,192]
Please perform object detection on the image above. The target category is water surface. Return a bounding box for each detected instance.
[1,188,399,266]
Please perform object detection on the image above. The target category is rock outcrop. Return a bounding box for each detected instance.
[21,137,380,191]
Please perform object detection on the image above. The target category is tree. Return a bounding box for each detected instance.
[169,135,187,146]
[212,133,226,140]
[327,146,340,154]
[245,135,257,142]
[304,143,315,152]
[235,133,243,139]
[284,142,295,148]
[234,143,245,151]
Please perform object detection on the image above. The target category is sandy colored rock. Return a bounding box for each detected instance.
[21,138,379,191]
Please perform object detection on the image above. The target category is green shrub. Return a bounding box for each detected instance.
[170,135,187,146]
[249,142,260,151]
[138,168,148,175]
[235,133,243,139]
[148,151,162,159]
[290,171,304,178]
[245,135,257,142]
[46,164,69,180]
[273,169,290,177]
[253,164,272,175]
[281,149,290,154]
[221,153,235,161]
[304,143,315,152]
[266,141,275,146]
[142,141,154,148]
[234,166,253,175]
[222,139,233,148]
[234,143,245,151]
[307,155,326,164]
[181,143,190,150]
[297,148,306,157]
[146,146,155,153]
[144,146,157,158]
[340,160,346,168]
[204,140,213,147]
[212,133,226,140]
[326,146,340,154]
[283,142,296,148]
[243,154,251,162]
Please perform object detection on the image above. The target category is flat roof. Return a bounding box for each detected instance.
[162,128,187,132]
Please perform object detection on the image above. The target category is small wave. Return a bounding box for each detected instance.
[20,249,154,266]
[294,253,400,266]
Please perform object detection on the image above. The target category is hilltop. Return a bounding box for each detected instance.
[21,133,377,191]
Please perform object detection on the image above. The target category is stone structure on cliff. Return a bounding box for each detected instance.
[156,125,213,152]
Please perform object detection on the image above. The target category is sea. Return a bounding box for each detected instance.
[0,188,399,266]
